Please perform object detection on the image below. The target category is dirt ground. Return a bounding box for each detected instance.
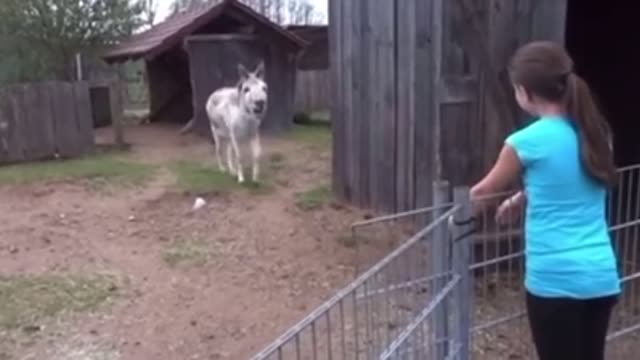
[0,123,393,360]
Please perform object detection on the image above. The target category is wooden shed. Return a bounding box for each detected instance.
[102,0,305,136]
[330,0,639,213]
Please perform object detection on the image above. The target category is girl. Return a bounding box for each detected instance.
[470,41,620,360]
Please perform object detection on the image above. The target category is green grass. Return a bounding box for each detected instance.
[295,184,333,211]
[0,274,118,331]
[0,155,154,186]
[162,236,217,268]
[169,160,275,195]
[289,124,332,148]
[309,110,330,123]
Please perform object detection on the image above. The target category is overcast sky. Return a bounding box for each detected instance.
[155,0,328,23]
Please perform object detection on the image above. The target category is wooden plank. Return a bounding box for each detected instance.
[341,0,355,204]
[437,76,477,105]
[379,0,397,212]
[0,87,10,163]
[440,102,474,186]
[413,0,435,212]
[436,1,483,187]
[453,0,515,136]
[395,0,416,212]
[73,81,95,154]
[5,85,24,162]
[530,0,568,43]
[39,82,56,158]
[9,85,29,162]
[329,0,347,200]
[51,82,80,157]
[20,83,41,160]
[352,0,365,207]
[367,0,386,211]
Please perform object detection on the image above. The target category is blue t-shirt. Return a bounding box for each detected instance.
[505,115,621,299]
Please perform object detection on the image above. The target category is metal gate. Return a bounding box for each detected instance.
[252,166,640,359]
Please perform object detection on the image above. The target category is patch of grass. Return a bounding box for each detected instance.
[289,124,332,148]
[309,110,330,123]
[162,236,216,268]
[169,160,274,195]
[293,110,330,125]
[0,274,118,331]
[295,184,333,211]
[0,155,153,186]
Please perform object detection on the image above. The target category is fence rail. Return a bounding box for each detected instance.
[254,166,640,359]
[0,81,95,164]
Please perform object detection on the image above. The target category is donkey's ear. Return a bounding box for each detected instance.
[254,61,265,79]
[238,64,250,79]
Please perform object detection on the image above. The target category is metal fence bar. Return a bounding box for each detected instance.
[450,187,474,360]
[432,181,452,359]
[379,273,460,359]
[350,203,455,230]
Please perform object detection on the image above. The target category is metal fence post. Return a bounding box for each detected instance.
[432,180,451,358]
[450,186,474,360]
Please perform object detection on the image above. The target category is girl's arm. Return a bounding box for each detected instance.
[470,144,523,213]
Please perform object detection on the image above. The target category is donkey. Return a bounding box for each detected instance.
[205,61,267,183]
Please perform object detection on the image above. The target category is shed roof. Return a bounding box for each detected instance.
[102,0,306,62]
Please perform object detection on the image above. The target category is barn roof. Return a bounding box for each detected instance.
[284,25,327,42]
[102,0,306,63]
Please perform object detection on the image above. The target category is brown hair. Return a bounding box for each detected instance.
[508,41,616,186]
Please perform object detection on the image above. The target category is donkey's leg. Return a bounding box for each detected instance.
[230,131,244,183]
[225,142,236,176]
[250,134,262,182]
[211,129,226,173]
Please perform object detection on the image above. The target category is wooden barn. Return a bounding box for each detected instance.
[286,25,328,71]
[102,0,306,136]
[329,0,639,213]
[286,25,330,114]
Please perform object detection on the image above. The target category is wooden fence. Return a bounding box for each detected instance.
[294,70,330,114]
[0,81,95,164]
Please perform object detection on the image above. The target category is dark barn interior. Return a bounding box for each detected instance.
[565,1,639,168]
[566,1,640,268]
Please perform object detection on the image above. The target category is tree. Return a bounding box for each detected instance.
[271,0,285,24]
[287,0,316,25]
[142,0,159,28]
[0,0,146,82]
[168,0,320,25]
[169,0,214,17]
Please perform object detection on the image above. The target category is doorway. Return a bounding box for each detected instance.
[565,1,639,167]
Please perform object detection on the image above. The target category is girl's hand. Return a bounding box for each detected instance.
[495,198,515,225]
[495,192,525,225]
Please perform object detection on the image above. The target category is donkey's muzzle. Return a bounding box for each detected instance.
[254,100,266,114]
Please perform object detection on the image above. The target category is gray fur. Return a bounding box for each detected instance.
[205,61,267,183]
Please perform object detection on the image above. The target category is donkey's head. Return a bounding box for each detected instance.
[237,61,267,116]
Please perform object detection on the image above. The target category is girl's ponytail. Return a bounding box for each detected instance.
[566,72,617,186]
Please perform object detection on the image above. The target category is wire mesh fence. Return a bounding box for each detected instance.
[252,184,460,359]
[468,164,640,359]
[253,166,640,359]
